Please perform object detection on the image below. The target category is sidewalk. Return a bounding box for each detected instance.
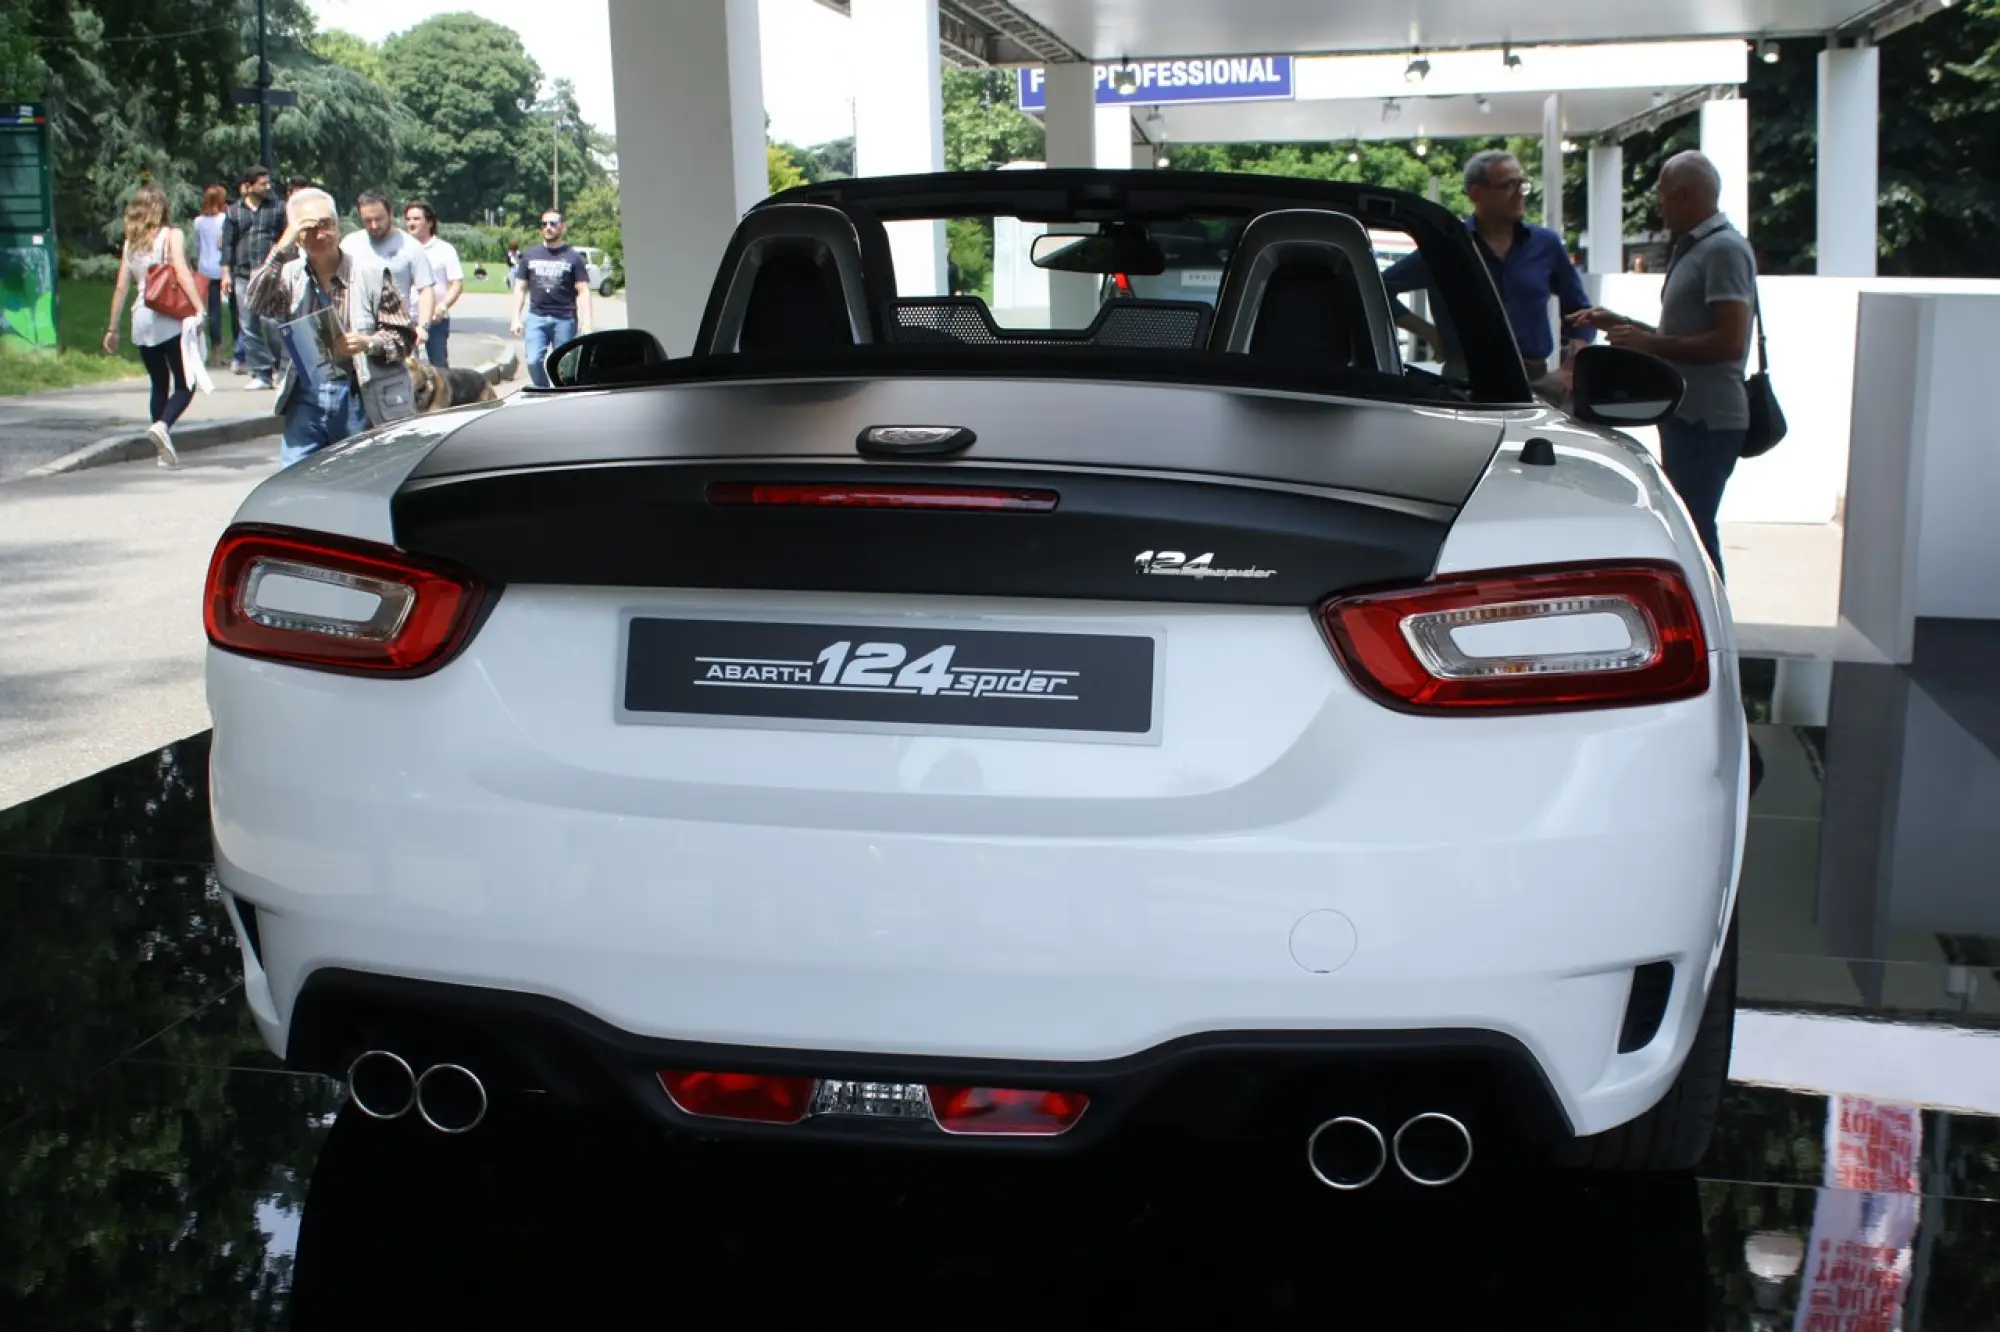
[0,330,512,482]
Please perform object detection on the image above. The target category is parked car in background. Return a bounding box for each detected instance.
[575,245,619,295]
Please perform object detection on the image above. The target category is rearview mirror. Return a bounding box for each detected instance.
[1567,345,1684,427]
[1030,228,1166,276]
[545,329,669,388]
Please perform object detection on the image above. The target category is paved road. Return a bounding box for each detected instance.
[0,315,517,481]
[0,440,278,807]
[0,290,629,806]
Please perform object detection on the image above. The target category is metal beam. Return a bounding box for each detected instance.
[1597,85,1721,144]
[946,0,1082,63]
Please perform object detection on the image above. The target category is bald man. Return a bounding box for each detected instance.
[1569,149,1755,579]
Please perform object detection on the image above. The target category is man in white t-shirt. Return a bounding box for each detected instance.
[403,199,465,367]
[341,189,435,350]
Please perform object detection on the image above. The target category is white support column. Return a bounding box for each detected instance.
[607,0,766,354]
[1586,143,1624,275]
[853,0,946,296]
[1095,104,1131,168]
[1700,96,1751,240]
[1044,61,1098,328]
[1541,94,1563,237]
[1818,44,1880,276]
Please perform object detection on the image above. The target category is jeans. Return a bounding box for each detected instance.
[279,376,368,468]
[523,312,577,388]
[425,317,451,368]
[1659,417,1745,581]
[138,336,193,429]
[238,300,277,379]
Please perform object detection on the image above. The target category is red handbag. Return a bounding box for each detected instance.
[143,231,198,321]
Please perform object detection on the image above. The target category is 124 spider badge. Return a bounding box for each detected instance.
[621,617,1160,737]
[1134,550,1276,580]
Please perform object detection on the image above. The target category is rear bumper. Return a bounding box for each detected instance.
[209,609,1746,1145]
[278,966,1573,1150]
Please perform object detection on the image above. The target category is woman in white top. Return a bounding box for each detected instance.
[103,184,205,467]
[193,183,228,362]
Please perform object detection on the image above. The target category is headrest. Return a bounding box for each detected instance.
[695,202,878,355]
[1211,209,1402,374]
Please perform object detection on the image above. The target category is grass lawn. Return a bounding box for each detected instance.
[458,270,515,295]
[2,279,156,394]
[0,343,145,396]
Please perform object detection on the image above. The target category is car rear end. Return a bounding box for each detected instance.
[205,372,1742,1158]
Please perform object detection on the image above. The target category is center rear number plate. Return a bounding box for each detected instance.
[619,617,1159,740]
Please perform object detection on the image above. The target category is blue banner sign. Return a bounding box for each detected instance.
[1017,57,1294,110]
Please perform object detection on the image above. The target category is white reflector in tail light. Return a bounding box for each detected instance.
[1320,562,1709,712]
[204,525,485,675]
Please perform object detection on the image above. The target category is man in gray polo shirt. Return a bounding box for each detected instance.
[1568,150,1755,578]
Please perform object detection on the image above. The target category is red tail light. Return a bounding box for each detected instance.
[657,1070,818,1125]
[928,1085,1090,1136]
[204,525,486,676]
[1112,272,1133,292]
[707,482,1057,512]
[1320,562,1709,713]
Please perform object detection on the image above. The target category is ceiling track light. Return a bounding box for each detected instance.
[1414,137,1430,157]
[1503,45,1522,70]
[1405,51,1430,83]
[1382,97,1402,122]
[1111,57,1138,95]
[1756,38,1780,64]
[1477,95,1491,114]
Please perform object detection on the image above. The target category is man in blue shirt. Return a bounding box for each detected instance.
[1383,150,1593,383]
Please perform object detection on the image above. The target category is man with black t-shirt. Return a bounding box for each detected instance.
[509,209,594,387]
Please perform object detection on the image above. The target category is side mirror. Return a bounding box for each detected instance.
[1567,345,1684,427]
[545,329,669,388]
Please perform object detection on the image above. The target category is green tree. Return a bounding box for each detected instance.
[311,28,386,87]
[383,13,542,223]
[505,77,610,222]
[202,59,403,213]
[941,66,1043,170]
[768,141,807,194]
[796,136,854,182]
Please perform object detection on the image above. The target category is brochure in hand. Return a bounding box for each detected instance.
[276,304,348,392]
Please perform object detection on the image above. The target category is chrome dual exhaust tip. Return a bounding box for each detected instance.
[1306,1111,1472,1189]
[1392,1111,1473,1187]
[415,1062,488,1134]
[347,1050,416,1121]
[345,1051,487,1134]
[1306,1115,1387,1190]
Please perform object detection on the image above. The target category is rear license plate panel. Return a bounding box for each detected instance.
[618,614,1163,743]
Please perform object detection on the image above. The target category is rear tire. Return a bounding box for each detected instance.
[1557,915,1736,1172]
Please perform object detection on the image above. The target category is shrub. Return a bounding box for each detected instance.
[438,222,509,263]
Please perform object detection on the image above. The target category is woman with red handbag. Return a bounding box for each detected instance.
[102,183,206,468]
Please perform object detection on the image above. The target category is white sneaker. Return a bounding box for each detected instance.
[245,375,273,391]
[148,422,179,469]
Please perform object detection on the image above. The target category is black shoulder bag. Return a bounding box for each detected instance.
[1666,228,1787,458]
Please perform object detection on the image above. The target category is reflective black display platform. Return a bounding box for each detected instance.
[5,624,2000,1326]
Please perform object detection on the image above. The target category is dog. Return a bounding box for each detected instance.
[410,358,498,414]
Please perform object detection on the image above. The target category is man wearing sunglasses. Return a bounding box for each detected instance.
[1382,150,1594,384]
[509,210,594,387]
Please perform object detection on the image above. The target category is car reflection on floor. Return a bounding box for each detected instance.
[7,632,2000,1325]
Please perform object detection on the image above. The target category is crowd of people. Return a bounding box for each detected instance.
[98,162,596,469]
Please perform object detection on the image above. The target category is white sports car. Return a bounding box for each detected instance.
[205,170,1746,1186]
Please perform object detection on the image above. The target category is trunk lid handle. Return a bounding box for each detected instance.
[856,425,976,457]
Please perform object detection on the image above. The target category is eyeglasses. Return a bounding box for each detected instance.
[540,220,563,229]
[1481,178,1534,196]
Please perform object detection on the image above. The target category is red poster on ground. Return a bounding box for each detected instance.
[1792,1096,1922,1332]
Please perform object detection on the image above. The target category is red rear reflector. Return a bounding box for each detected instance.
[1112,272,1133,292]
[657,1070,818,1125]
[706,482,1057,512]
[203,525,485,676]
[927,1085,1090,1136]
[1320,562,1709,713]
